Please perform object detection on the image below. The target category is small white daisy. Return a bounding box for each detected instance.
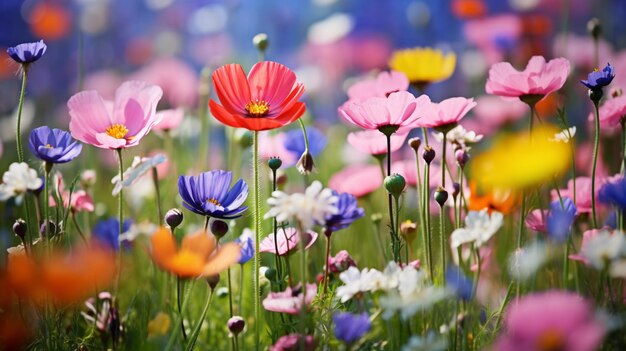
[450,209,503,249]
[0,162,42,205]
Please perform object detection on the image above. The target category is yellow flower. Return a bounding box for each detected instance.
[388,47,456,88]
[469,126,571,190]
[148,312,171,337]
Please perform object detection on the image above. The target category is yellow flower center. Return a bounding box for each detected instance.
[536,329,565,351]
[105,124,129,139]
[207,198,221,206]
[245,99,270,117]
[44,144,53,149]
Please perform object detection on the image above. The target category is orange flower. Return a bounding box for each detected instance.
[150,228,240,278]
[451,0,486,19]
[468,181,517,214]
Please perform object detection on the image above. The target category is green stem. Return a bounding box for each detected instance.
[71,212,87,243]
[228,268,234,317]
[114,148,124,296]
[252,131,261,350]
[297,223,308,347]
[298,119,310,151]
[517,191,526,249]
[591,100,600,228]
[394,195,401,263]
[472,246,481,299]
[441,132,447,188]
[424,163,434,282]
[323,232,332,296]
[16,69,28,162]
[177,278,188,340]
[494,281,515,333]
[385,134,397,261]
[165,280,196,351]
[439,203,446,285]
[271,167,282,287]
[152,167,164,226]
[43,165,51,241]
[185,288,214,351]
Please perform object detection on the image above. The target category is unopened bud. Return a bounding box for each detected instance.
[422,146,436,164]
[268,157,282,171]
[384,174,406,197]
[206,274,220,290]
[13,219,27,239]
[296,151,315,175]
[408,137,421,151]
[210,220,229,238]
[264,267,277,281]
[234,129,253,149]
[587,18,602,39]
[371,213,383,224]
[253,33,269,52]
[165,208,183,229]
[455,149,470,168]
[611,88,623,98]
[400,220,417,243]
[81,170,97,188]
[452,182,461,199]
[434,187,449,207]
[227,316,245,336]
[40,220,56,237]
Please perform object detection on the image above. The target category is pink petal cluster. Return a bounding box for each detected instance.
[262,283,317,315]
[259,227,318,256]
[130,58,199,108]
[465,95,528,134]
[259,132,298,166]
[153,108,185,132]
[339,91,427,132]
[493,291,605,351]
[464,15,523,65]
[327,250,357,274]
[419,97,477,129]
[270,333,316,351]
[589,94,626,132]
[329,164,382,198]
[486,56,570,99]
[525,209,548,233]
[347,130,408,156]
[347,70,409,102]
[68,81,163,149]
[552,177,605,214]
[50,172,94,213]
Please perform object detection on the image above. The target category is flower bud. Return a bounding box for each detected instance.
[434,187,448,207]
[40,220,56,237]
[234,129,253,149]
[264,267,277,281]
[587,18,602,39]
[455,149,470,168]
[327,250,357,274]
[268,157,282,171]
[81,170,97,188]
[252,33,269,52]
[370,213,383,224]
[452,182,461,199]
[227,316,245,336]
[13,219,27,240]
[165,208,183,229]
[408,137,421,151]
[611,88,623,98]
[422,146,436,164]
[400,220,417,243]
[296,151,315,175]
[384,174,406,197]
[210,220,229,238]
[216,287,229,298]
[206,274,220,290]
[588,89,603,103]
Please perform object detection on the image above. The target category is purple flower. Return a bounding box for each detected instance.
[324,191,365,232]
[28,126,82,164]
[445,266,473,301]
[93,218,132,251]
[599,176,626,211]
[283,127,327,158]
[547,197,577,243]
[580,63,615,91]
[178,170,248,219]
[333,312,371,344]
[270,334,316,351]
[6,40,47,65]
[233,229,254,264]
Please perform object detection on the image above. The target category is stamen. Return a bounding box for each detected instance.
[105,124,129,139]
[245,99,270,117]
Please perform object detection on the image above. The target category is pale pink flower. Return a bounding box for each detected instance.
[485,56,571,100]
[347,130,408,156]
[153,108,184,132]
[68,81,163,149]
[338,91,428,133]
[552,177,606,214]
[82,70,123,100]
[328,250,357,274]
[464,15,523,65]
[468,95,528,134]
[329,164,382,198]
[525,209,547,233]
[576,142,609,177]
[589,94,626,132]
[347,71,409,102]
[270,333,316,351]
[553,33,614,71]
[259,132,298,166]
[50,172,94,213]
[262,283,317,314]
[259,227,318,256]
[493,291,605,351]
[419,97,477,129]
[569,229,602,264]
[130,58,198,108]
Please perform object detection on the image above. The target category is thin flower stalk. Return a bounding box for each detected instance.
[252,130,261,350]
[591,100,601,227]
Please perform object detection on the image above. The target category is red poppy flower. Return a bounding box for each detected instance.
[209,61,306,131]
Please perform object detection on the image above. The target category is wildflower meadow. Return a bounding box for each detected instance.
[2,1,626,350]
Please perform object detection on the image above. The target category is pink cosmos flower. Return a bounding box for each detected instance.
[467,95,528,134]
[493,291,605,351]
[338,91,428,133]
[347,130,408,156]
[329,164,382,198]
[328,250,357,274]
[589,94,626,132]
[463,15,523,65]
[347,71,409,102]
[525,209,548,233]
[485,56,571,101]
[68,81,163,149]
[50,172,94,213]
[552,177,606,214]
[569,229,602,264]
[259,227,318,256]
[153,108,184,132]
[419,97,477,129]
[130,58,199,108]
[259,132,298,166]
[270,333,316,351]
[262,283,317,314]
[553,33,614,72]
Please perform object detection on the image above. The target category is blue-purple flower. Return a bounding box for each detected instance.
[547,197,577,243]
[28,126,82,164]
[324,191,364,232]
[6,40,47,65]
[599,177,626,211]
[178,170,248,219]
[580,63,615,91]
[234,228,255,264]
[93,218,132,251]
[333,312,371,344]
[284,127,327,158]
[445,266,473,301]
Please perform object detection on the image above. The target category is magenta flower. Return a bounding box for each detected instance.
[329,164,382,198]
[153,108,184,132]
[419,97,477,129]
[525,209,548,233]
[270,334,316,351]
[68,81,163,149]
[347,130,408,156]
[328,250,357,274]
[259,227,318,256]
[486,56,570,102]
[338,91,428,133]
[493,291,605,351]
[262,283,317,314]
[347,70,409,102]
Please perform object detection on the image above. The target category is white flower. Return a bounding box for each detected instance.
[335,266,384,302]
[111,154,167,196]
[264,180,338,230]
[402,331,447,351]
[508,241,548,281]
[450,210,503,249]
[433,125,483,149]
[550,126,576,143]
[0,162,42,205]
[581,229,626,270]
